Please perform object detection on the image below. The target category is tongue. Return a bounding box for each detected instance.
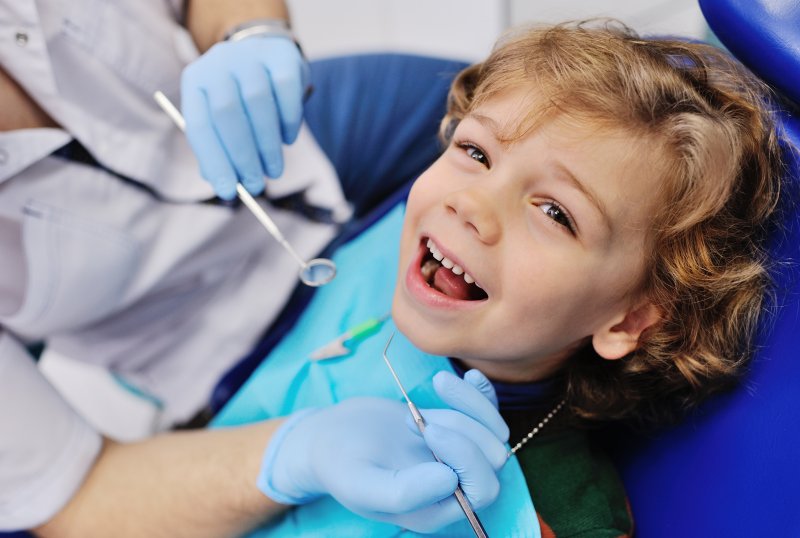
[432,266,472,300]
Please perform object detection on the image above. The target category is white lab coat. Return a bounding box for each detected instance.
[0,0,347,528]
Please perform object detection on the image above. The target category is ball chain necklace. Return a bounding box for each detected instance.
[507,399,567,457]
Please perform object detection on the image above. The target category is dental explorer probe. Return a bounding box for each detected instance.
[153,91,337,287]
[382,333,489,538]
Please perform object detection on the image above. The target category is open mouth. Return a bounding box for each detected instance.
[420,238,488,301]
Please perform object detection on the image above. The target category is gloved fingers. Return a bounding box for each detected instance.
[205,76,266,196]
[235,61,284,179]
[259,38,305,145]
[373,496,473,534]
[432,370,510,442]
[181,86,238,200]
[412,409,508,470]
[423,423,501,511]
[464,368,499,408]
[336,461,457,515]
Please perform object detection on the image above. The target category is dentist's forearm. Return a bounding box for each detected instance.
[186,0,291,52]
[33,420,287,538]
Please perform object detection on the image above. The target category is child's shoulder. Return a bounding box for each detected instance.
[507,412,633,538]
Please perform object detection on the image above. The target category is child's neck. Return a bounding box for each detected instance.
[455,353,567,384]
[449,358,563,411]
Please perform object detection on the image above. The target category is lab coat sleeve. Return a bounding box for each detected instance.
[167,0,187,21]
[0,330,102,531]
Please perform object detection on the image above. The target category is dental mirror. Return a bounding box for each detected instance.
[153,91,337,287]
[299,257,337,287]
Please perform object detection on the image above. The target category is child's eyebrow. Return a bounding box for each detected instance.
[466,112,503,138]
[552,161,612,233]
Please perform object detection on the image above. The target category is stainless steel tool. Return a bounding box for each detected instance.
[382,333,489,538]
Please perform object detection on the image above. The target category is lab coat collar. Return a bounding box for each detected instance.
[0,128,71,185]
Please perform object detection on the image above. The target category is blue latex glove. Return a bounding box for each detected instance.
[181,36,307,200]
[258,370,510,533]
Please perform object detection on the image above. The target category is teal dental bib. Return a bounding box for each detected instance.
[213,205,541,538]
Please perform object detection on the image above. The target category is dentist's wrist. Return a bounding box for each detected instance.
[256,407,323,505]
[224,18,295,44]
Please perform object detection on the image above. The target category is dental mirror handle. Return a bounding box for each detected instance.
[234,185,308,268]
[153,91,308,269]
[154,91,187,130]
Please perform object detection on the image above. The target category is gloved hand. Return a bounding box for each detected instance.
[181,36,307,200]
[258,369,510,533]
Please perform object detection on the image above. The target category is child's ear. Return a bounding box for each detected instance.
[592,301,661,360]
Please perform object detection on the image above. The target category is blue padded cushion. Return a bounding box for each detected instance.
[700,0,800,103]
[303,53,467,217]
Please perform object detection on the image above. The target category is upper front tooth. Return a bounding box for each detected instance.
[441,257,454,269]
[427,239,433,249]
[451,264,464,275]
[432,250,444,261]
[463,273,475,284]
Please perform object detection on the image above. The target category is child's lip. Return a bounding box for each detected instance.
[404,239,488,310]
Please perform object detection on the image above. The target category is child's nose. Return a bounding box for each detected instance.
[443,189,501,244]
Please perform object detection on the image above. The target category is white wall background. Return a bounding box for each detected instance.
[288,0,709,62]
[511,0,707,42]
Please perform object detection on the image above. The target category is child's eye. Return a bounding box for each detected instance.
[539,201,576,234]
[455,141,490,168]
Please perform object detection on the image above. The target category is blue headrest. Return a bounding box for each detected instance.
[611,1,800,536]
[700,0,800,104]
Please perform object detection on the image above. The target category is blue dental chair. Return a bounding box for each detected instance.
[605,1,800,536]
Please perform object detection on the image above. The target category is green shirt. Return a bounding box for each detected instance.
[505,410,634,537]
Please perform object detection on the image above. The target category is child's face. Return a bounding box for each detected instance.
[392,89,663,382]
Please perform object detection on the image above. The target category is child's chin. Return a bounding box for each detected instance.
[393,304,427,343]
[393,312,452,357]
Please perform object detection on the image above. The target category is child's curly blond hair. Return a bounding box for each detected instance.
[441,21,787,426]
